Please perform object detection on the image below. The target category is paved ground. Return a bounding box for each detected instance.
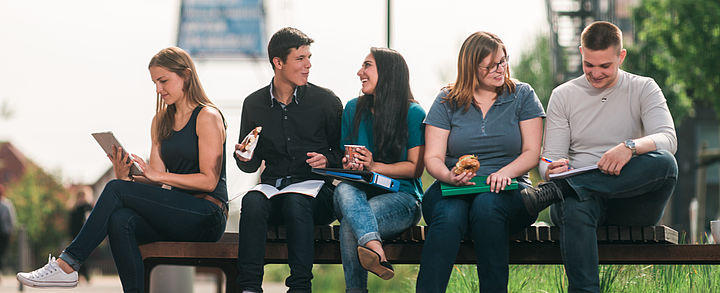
[0,274,287,293]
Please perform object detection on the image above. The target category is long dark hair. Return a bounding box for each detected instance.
[351,47,416,163]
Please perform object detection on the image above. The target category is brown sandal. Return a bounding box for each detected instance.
[357,245,394,280]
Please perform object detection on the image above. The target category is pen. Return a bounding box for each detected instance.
[541,157,553,163]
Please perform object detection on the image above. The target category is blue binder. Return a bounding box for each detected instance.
[312,168,400,192]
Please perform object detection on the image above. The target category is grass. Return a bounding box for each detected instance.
[264,264,416,292]
[447,264,720,293]
[259,263,720,292]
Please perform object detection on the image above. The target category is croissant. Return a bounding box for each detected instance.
[454,154,480,175]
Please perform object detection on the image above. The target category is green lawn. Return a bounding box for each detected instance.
[261,263,720,292]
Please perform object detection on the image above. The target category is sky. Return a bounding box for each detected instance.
[0,0,547,196]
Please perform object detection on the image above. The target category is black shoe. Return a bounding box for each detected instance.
[357,245,394,280]
[521,181,564,216]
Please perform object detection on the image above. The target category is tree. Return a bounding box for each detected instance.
[625,0,720,122]
[513,35,556,223]
[513,34,554,108]
[6,165,69,266]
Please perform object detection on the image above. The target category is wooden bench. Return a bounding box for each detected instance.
[140,225,717,293]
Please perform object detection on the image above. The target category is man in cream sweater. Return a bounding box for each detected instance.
[521,21,678,292]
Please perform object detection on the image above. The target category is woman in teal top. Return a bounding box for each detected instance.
[333,47,425,291]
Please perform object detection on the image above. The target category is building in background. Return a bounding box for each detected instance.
[0,142,28,185]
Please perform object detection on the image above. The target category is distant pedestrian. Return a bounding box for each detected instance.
[0,184,17,272]
[68,190,92,283]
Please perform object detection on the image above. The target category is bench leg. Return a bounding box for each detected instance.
[144,262,157,293]
[215,269,223,293]
[219,262,239,293]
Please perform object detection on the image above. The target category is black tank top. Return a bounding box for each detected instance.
[160,106,228,207]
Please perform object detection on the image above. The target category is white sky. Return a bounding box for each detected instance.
[0,0,547,196]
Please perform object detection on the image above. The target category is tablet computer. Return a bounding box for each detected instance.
[91,131,143,176]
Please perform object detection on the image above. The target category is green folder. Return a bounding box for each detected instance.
[440,176,518,196]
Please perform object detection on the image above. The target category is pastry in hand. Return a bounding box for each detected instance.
[239,126,262,152]
[237,126,262,159]
[454,154,480,175]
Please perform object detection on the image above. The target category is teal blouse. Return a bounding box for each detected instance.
[340,97,426,200]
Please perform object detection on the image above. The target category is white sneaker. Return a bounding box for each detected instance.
[17,255,78,288]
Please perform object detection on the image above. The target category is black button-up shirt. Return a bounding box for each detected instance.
[236,81,343,185]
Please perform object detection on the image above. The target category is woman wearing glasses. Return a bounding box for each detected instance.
[416,32,545,292]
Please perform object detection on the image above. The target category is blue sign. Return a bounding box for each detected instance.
[177,0,266,58]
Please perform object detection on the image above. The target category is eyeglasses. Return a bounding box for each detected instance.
[480,56,509,73]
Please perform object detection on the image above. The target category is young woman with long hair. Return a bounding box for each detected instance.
[333,47,426,292]
[17,47,228,293]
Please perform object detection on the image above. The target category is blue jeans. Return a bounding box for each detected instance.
[60,180,226,293]
[550,150,678,293]
[236,183,336,293]
[333,182,421,293]
[416,181,535,293]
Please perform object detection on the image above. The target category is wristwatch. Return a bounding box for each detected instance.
[623,139,637,156]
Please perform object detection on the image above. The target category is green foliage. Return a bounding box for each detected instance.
[626,0,720,122]
[599,265,625,292]
[513,34,555,108]
[270,263,720,292]
[449,265,567,292]
[268,264,415,292]
[6,165,69,266]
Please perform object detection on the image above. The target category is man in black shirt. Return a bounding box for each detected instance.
[234,27,342,293]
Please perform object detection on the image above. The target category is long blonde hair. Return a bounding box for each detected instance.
[148,47,225,142]
[445,32,516,112]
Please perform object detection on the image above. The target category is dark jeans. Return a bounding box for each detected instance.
[416,181,536,293]
[60,180,226,293]
[236,183,336,293]
[550,150,678,293]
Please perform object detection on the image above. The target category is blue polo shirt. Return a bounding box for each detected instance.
[340,98,426,199]
[424,82,545,184]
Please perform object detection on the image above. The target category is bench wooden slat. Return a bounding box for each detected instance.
[620,226,631,241]
[597,226,607,242]
[657,225,679,243]
[332,225,340,241]
[608,226,619,241]
[538,226,551,242]
[631,226,643,241]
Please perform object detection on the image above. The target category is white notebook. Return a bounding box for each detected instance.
[549,165,599,179]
